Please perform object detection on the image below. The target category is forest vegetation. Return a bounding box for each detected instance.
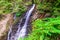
[0,0,60,40]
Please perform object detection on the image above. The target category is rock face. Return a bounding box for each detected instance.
[0,14,13,40]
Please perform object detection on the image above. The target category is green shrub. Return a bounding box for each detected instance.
[16,5,26,17]
[0,0,26,14]
[24,16,60,40]
[36,0,60,17]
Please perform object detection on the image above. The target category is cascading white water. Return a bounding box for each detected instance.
[7,4,35,40]
[17,4,35,40]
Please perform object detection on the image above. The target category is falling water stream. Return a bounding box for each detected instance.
[7,4,35,40]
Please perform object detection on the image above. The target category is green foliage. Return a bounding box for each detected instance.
[34,0,40,4]
[25,1,32,5]
[0,0,26,14]
[16,5,26,17]
[36,0,60,17]
[18,37,24,40]
[24,16,60,40]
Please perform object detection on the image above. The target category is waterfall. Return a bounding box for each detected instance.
[7,4,35,40]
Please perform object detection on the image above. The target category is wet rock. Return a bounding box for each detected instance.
[0,14,13,40]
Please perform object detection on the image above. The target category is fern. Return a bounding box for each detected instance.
[24,16,60,40]
[0,0,27,14]
[36,0,60,17]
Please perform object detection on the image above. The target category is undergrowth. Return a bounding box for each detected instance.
[18,0,60,40]
[15,5,26,17]
[24,16,60,40]
[0,0,27,15]
[36,0,60,16]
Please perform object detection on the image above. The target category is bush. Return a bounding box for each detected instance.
[0,0,26,14]
[36,0,60,17]
[24,16,60,40]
